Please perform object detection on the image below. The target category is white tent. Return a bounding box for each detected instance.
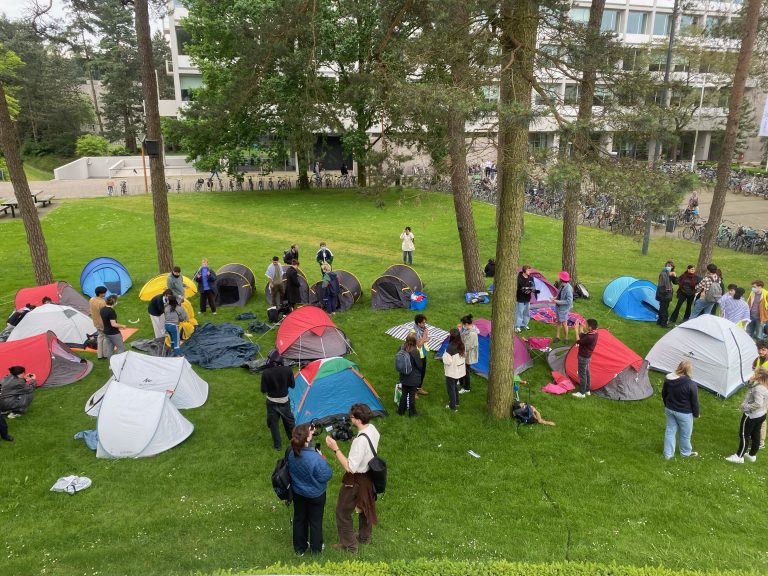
[8,304,95,346]
[96,381,194,458]
[84,351,209,416]
[646,315,758,398]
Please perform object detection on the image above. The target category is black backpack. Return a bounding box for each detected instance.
[271,449,293,505]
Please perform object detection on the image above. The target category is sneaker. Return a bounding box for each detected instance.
[458,388,470,394]
[523,326,531,330]
[585,391,591,396]
[760,443,765,449]
[1,435,13,442]
[745,454,757,463]
[725,454,744,464]
[552,337,561,343]
[572,392,585,399]
[515,327,521,333]
[683,451,699,457]
[213,312,217,315]
[445,405,458,411]
[417,389,429,395]
[7,413,20,419]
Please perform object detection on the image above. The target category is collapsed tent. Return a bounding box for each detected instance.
[216,263,255,306]
[180,322,259,368]
[84,351,209,416]
[435,318,532,377]
[646,315,757,398]
[603,276,659,322]
[139,274,197,301]
[96,381,194,459]
[265,266,312,306]
[290,357,386,425]
[80,257,133,297]
[521,267,558,307]
[547,328,653,400]
[8,304,95,347]
[15,281,90,315]
[371,264,423,310]
[276,306,351,361]
[309,269,363,312]
[0,331,92,388]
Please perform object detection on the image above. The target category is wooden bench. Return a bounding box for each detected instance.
[0,205,9,217]
[1,201,17,218]
[35,194,55,207]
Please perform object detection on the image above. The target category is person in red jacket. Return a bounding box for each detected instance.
[573,319,598,399]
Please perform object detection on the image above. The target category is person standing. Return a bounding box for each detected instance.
[515,265,535,332]
[148,289,172,339]
[88,286,108,359]
[572,319,598,399]
[656,261,677,328]
[260,351,295,451]
[410,314,430,396]
[266,256,285,307]
[321,263,339,315]
[288,424,333,556]
[661,360,700,459]
[164,296,189,356]
[325,403,380,553]
[106,179,115,196]
[194,258,217,315]
[285,260,302,309]
[458,315,479,394]
[400,227,415,265]
[316,242,334,273]
[690,264,721,318]
[720,286,750,326]
[746,280,768,340]
[166,266,187,303]
[0,366,36,417]
[553,271,575,343]
[725,368,768,464]
[442,328,466,411]
[100,295,126,359]
[669,265,698,323]
[753,341,768,448]
[397,334,422,417]
[283,244,299,265]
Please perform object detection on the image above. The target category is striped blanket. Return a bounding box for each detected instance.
[385,322,450,351]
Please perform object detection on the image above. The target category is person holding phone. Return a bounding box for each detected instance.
[0,365,36,418]
[400,226,415,265]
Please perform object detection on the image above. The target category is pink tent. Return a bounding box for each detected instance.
[449,318,532,378]
[519,268,559,308]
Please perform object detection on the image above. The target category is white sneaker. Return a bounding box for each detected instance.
[515,328,521,333]
[585,391,591,396]
[458,388,470,394]
[523,326,531,331]
[7,412,20,419]
[725,454,744,464]
[745,454,757,463]
[572,392,585,399]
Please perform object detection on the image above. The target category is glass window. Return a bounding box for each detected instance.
[482,85,500,103]
[649,53,666,72]
[626,11,649,34]
[528,133,548,152]
[601,10,620,32]
[535,83,560,105]
[705,16,725,35]
[564,84,580,104]
[593,86,612,106]
[673,56,689,72]
[175,26,192,55]
[653,13,670,36]
[570,7,589,23]
[622,48,641,71]
[680,14,700,35]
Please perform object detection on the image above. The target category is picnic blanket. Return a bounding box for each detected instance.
[385,322,449,351]
[71,327,138,352]
[531,306,586,328]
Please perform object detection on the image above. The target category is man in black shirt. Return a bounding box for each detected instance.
[100,295,125,359]
[515,265,536,332]
[261,351,295,450]
[148,290,172,339]
[573,319,598,399]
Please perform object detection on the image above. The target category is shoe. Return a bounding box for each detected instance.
[745,454,757,463]
[515,328,521,333]
[2,435,13,442]
[725,454,744,464]
[683,451,699,457]
[213,312,217,315]
[458,388,470,394]
[572,392,585,399]
[552,337,561,343]
[524,326,531,330]
[7,413,20,419]
[417,388,429,395]
[332,543,357,552]
[760,443,765,449]
[445,405,458,411]
[585,391,591,396]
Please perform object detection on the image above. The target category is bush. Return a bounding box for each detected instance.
[75,134,110,157]
[109,144,130,156]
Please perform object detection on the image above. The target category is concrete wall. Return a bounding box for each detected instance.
[54,156,196,180]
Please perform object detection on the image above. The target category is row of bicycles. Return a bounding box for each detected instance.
[675,218,768,255]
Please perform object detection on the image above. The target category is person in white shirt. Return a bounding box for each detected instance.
[325,403,380,552]
[265,256,285,306]
[400,226,415,265]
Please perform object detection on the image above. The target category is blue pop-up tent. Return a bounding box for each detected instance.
[290,357,387,426]
[80,257,133,297]
[602,276,659,322]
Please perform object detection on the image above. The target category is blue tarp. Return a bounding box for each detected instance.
[181,322,259,369]
[603,276,659,322]
[435,334,490,378]
[80,257,133,297]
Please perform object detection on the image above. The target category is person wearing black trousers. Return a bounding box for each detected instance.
[410,314,430,396]
[670,265,699,323]
[726,369,768,464]
[260,351,295,451]
[397,334,422,417]
[656,261,677,328]
[0,413,12,441]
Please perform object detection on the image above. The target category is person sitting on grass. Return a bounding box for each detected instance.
[512,400,555,426]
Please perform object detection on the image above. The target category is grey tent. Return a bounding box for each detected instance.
[371,264,423,310]
[265,266,311,305]
[216,264,255,306]
[309,269,363,312]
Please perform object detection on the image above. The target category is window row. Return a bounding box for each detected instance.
[569,8,732,37]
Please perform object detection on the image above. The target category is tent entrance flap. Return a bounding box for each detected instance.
[218,285,240,305]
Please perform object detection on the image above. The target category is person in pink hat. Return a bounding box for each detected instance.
[553,271,576,343]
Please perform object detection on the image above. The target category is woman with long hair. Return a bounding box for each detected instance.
[442,328,466,411]
[726,368,768,464]
[661,360,700,459]
[458,315,479,394]
[164,296,189,356]
[397,333,422,417]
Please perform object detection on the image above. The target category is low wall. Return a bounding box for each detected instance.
[54,156,197,180]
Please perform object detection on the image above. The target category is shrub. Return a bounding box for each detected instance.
[109,144,130,156]
[75,134,110,157]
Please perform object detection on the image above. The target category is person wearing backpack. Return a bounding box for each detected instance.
[691,263,721,319]
[396,334,422,417]
[287,423,333,555]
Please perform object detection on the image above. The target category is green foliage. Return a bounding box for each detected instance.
[75,133,110,157]
[109,144,130,156]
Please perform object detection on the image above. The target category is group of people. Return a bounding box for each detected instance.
[264,242,338,314]
[514,265,581,343]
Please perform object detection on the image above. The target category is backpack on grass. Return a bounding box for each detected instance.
[395,348,413,375]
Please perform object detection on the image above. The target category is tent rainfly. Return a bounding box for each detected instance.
[520,267,559,308]
[8,304,95,347]
[603,276,660,322]
[309,269,363,312]
[276,306,351,361]
[216,263,255,306]
[0,332,93,388]
[15,281,90,315]
[139,274,198,301]
[371,264,424,310]
[80,257,133,297]
[265,266,312,306]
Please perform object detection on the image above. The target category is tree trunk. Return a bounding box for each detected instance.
[134,0,174,273]
[487,0,538,419]
[0,82,53,285]
[82,33,105,136]
[357,162,367,188]
[296,146,310,189]
[562,0,605,283]
[697,0,760,273]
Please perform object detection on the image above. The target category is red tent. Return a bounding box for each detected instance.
[276,306,350,361]
[560,328,652,400]
[15,281,90,315]
[0,332,93,388]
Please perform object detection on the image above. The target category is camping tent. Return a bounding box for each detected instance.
[139,274,197,301]
[371,264,423,310]
[521,268,558,307]
[216,263,255,306]
[547,328,653,400]
[95,381,194,458]
[0,332,92,388]
[290,357,386,425]
[645,315,757,398]
[80,257,133,297]
[309,269,363,312]
[266,266,311,306]
[276,306,351,360]
[435,318,532,377]
[602,276,659,321]
[15,281,90,315]
[7,304,95,346]
[84,351,209,416]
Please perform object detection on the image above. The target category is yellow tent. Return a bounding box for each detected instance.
[138,274,197,301]
[164,299,198,348]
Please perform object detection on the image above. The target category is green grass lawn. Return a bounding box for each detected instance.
[1,189,766,576]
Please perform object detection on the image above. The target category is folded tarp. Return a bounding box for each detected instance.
[180,322,259,369]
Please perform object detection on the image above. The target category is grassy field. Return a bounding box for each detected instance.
[1,189,766,576]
